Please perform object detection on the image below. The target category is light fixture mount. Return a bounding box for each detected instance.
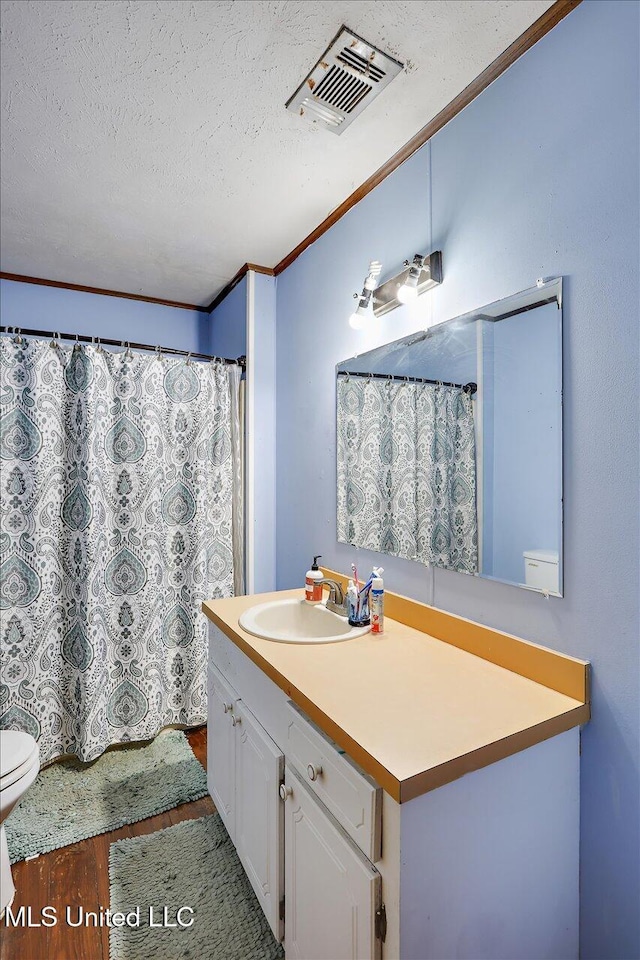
[349,260,383,329]
[373,251,442,317]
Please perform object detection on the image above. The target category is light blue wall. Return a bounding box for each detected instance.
[277,143,435,595]
[0,278,211,353]
[275,2,640,956]
[487,303,562,584]
[209,275,247,359]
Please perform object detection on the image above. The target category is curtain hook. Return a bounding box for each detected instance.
[186,351,192,366]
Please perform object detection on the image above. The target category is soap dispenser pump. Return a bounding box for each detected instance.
[305,556,323,604]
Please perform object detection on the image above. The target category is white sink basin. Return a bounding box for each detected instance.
[238,598,370,644]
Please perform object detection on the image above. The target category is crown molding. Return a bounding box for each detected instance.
[0,271,206,312]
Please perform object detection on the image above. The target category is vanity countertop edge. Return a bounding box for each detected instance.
[202,583,590,804]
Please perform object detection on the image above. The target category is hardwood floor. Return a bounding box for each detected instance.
[0,727,215,960]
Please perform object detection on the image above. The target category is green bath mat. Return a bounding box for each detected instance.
[5,729,208,862]
[109,814,283,960]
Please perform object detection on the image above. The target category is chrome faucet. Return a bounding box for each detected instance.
[318,579,347,616]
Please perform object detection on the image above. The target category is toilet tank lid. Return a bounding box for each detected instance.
[0,730,38,778]
[523,549,559,564]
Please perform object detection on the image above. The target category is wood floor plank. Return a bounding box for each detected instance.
[1,726,211,960]
[44,837,104,960]
[186,726,207,768]
[1,848,50,960]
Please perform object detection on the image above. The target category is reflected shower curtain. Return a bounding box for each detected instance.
[0,338,242,763]
[337,376,477,574]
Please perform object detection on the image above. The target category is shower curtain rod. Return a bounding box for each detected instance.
[337,369,477,394]
[0,325,246,368]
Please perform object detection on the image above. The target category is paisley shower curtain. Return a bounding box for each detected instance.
[0,337,242,764]
[336,375,478,574]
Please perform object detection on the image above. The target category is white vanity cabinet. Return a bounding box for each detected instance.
[206,614,584,960]
[207,633,385,959]
[283,765,382,960]
[207,661,284,941]
[206,661,239,837]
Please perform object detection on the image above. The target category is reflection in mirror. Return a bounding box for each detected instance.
[336,279,563,595]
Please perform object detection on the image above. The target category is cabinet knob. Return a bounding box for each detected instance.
[307,763,322,782]
[279,783,293,802]
[222,702,233,714]
[231,714,242,726]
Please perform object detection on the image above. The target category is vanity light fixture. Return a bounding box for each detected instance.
[373,251,443,317]
[396,254,424,303]
[349,260,383,329]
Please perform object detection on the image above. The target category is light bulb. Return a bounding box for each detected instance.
[349,307,369,330]
[397,283,418,304]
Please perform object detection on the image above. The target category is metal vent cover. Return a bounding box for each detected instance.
[286,26,404,135]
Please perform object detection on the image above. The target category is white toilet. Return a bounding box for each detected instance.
[523,549,560,594]
[0,730,40,913]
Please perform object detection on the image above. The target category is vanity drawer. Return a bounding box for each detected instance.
[286,701,382,862]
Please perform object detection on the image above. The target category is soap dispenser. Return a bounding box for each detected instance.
[305,556,323,604]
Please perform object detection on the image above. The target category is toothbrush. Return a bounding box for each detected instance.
[346,580,358,621]
[358,567,384,598]
[351,563,359,590]
[358,578,373,598]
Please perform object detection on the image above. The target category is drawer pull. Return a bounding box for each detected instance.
[222,702,233,714]
[231,714,242,727]
[307,763,323,782]
[279,783,293,802]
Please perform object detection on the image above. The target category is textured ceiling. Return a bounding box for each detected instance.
[0,0,553,305]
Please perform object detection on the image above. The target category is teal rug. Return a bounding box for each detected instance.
[6,729,208,862]
[109,814,284,960]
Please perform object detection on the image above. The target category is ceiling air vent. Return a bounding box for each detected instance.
[286,26,404,135]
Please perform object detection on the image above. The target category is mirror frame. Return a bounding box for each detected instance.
[336,277,564,596]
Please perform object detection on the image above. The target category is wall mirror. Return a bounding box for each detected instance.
[336,278,563,595]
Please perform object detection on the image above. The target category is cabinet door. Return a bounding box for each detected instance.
[207,663,239,840]
[235,701,284,942]
[284,766,381,960]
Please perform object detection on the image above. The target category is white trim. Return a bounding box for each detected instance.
[475,319,484,575]
[245,270,256,594]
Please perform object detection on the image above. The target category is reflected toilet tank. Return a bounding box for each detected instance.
[523,550,559,593]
